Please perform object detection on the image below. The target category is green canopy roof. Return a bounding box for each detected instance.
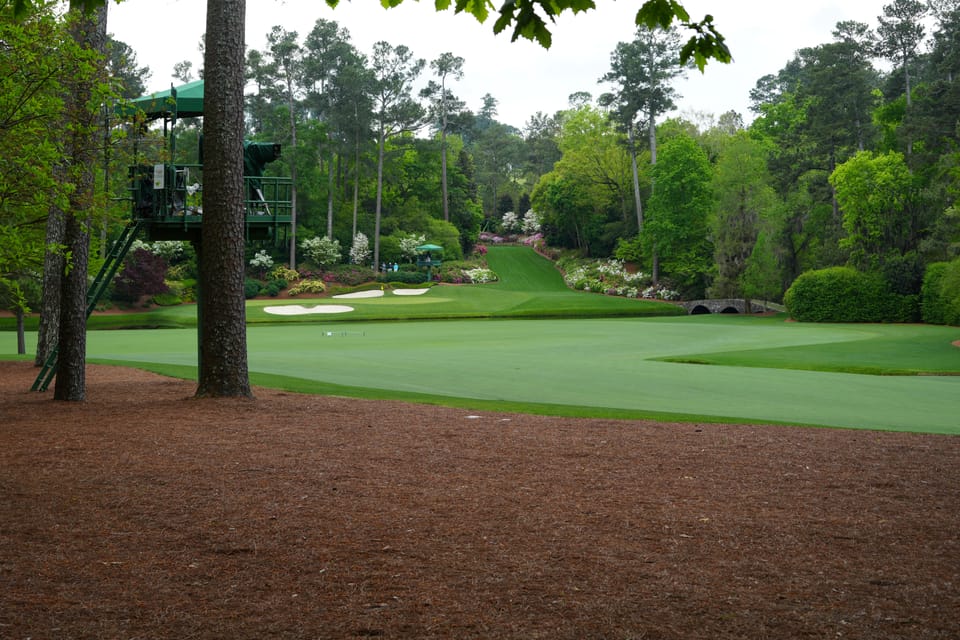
[416,244,443,252]
[116,79,205,120]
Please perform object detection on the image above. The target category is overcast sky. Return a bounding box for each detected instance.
[109,0,896,130]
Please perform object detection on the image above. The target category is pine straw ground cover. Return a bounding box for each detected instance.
[1,361,958,639]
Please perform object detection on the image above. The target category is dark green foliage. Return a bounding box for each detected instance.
[264,281,283,297]
[922,260,960,326]
[244,278,263,300]
[784,266,918,323]
[113,248,169,303]
[379,270,427,284]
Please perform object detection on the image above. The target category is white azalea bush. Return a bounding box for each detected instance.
[557,256,677,299]
[463,267,498,284]
[249,249,274,273]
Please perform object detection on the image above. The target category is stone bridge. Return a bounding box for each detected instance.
[680,299,780,315]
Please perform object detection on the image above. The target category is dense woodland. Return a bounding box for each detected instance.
[3,0,960,338]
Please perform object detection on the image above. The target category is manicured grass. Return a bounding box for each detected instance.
[657,315,960,375]
[8,315,953,433]
[3,247,958,433]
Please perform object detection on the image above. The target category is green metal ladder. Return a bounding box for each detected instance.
[31,219,144,392]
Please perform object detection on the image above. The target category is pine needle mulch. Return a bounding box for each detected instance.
[1,361,958,639]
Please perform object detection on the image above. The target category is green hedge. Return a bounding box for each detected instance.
[922,259,960,326]
[784,266,918,323]
[378,271,427,284]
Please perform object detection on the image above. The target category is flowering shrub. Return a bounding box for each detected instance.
[522,232,544,249]
[131,239,186,262]
[249,249,274,274]
[463,267,498,284]
[321,264,376,286]
[642,285,681,300]
[479,231,504,243]
[473,244,488,256]
[501,211,519,232]
[349,232,371,265]
[288,279,327,296]
[301,235,341,268]
[558,257,667,299]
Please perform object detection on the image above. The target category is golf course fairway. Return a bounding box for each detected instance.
[70,315,960,433]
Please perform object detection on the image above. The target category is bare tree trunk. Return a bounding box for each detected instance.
[287,81,298,269]
[196,0,252,398]
[53,2,108,401]
[373,129,385,269]
[440,128,450,222]
[35,191,64,367]
[628,126,643,233]
[326,142,335,238]
[16,309,25,355]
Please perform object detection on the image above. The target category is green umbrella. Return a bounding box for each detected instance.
[116,79,205,120]
[416,243,443,252]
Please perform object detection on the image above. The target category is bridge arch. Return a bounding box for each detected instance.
[679,299,779,315]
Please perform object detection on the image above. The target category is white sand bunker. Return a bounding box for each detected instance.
[264,304,354,315]
[392,288,429,296]
[333,290,385,299]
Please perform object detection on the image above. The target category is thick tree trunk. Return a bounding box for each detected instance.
[53,3,108,401]
[196,0,252,398]
[35,193,64,367]
[54,211,90,401]
[16,309,25,355]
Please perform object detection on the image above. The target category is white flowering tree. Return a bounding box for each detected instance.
[521,209,541,234]
[300,236,341,268]
[349,232,371,265]
[501,211,519,232]
[398,233,426,262]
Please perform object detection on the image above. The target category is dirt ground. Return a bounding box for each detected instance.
[1,361,958,639]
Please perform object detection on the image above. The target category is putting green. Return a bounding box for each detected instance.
[68,316,960,433]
